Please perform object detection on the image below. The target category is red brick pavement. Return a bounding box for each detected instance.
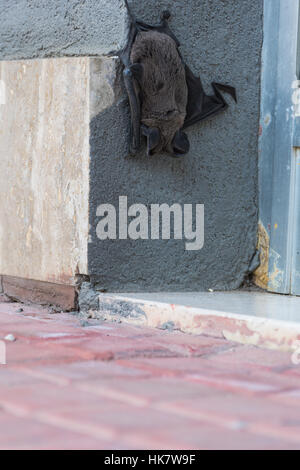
[0,295,299,450]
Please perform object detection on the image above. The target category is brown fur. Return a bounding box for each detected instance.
[130,31,188,154]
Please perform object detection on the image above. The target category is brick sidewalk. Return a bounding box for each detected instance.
[0,295,299,450]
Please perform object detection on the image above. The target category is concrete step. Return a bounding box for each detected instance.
[97,291,300,352]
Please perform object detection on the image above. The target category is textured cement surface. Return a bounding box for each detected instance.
[88,0,263,291]
[0,295,300,450]
[0,0,128,60]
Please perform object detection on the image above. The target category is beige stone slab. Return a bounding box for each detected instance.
[0,57,115,285]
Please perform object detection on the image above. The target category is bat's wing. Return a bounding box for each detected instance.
[120,2,181,155]
[120,2,141,154]
[183,65,237,129]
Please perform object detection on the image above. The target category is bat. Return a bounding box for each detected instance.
[120,0,237,157]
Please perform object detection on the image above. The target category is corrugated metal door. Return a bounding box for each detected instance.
[259,0,300,295]
[291,129,300,294]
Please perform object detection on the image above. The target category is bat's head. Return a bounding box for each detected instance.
[130,31,190,156]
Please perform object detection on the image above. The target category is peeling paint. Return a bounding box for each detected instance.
[253,222,270,290]
[264,113,271,126]
[268,248,284,291]
[96,294,300,352]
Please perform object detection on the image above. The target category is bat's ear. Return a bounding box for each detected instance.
[172,130,190,156]
[130,63,144,85]
[141,125,161,156]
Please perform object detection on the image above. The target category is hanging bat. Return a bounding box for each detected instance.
[120,0,237,157]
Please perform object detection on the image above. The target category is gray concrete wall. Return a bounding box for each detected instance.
[0,0,127,60]
[88,0,263,292]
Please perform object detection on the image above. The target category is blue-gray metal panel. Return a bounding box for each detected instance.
[258,0,280,235]
[291,7,300,295]
[291,147,300,294]
[260,0,299,294]
[293,117,300,148]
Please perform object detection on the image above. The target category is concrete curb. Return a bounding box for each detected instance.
[97,294,300,352]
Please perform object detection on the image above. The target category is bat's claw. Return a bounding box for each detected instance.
[161,10,171,22]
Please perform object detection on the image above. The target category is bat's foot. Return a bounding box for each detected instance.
[172,130,190,156]
[128,148,138,157]
[161,10,171,22]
